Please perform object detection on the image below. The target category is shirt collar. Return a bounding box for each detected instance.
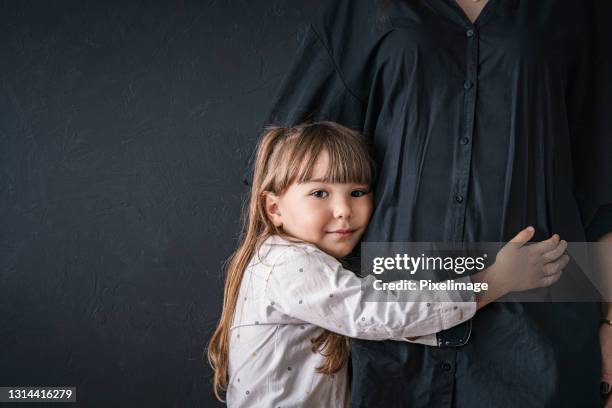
[261,234,316,249]
[425,0,518,28]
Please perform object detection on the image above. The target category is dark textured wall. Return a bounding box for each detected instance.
[0,1,317,406]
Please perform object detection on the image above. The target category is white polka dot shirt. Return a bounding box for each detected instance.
[226,235,476,407]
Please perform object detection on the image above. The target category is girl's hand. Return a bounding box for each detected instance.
[471,227,569,310]
[492,226,569,294]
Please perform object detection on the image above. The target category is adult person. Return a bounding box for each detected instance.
[245,0,612,406]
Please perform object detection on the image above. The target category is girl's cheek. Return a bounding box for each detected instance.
[302,204,327,221]
[352,197,372,215]
[366,199,374,218]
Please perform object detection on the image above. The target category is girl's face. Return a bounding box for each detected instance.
[265,150,373,258]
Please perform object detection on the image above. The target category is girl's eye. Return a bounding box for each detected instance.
[351,190,369,198]
[311,190,328,198]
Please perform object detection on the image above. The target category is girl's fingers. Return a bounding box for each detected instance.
[532,233,560,254]
[539,255,569,288]
[509,226,535,246]
[542,254,570,278]
[542,240,568,262]
[540,269,563,287]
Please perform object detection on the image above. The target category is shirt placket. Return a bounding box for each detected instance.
[450,26,478,242]
[432,23,480,408]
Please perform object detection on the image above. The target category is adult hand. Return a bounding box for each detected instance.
[596,232,612,406]
[601,323,612,407]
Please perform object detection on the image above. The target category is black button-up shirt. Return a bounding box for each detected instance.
[245,0,612,406]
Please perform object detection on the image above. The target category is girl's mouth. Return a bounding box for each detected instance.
[328,229,356,237]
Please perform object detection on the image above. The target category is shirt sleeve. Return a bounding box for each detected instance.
[242,24,366,187]
[264,246,476,341]
[570,0,612,240]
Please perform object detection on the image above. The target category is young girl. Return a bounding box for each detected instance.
[208,121,569,407]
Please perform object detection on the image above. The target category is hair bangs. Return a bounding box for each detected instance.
[296,124,374,185]
[267,122,375,192]
[324,137,374,185]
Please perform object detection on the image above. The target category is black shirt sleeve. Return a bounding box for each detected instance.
[588,0,612,239]
[571,0,612,239]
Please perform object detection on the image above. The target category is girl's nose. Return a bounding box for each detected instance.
[333,199,352,219]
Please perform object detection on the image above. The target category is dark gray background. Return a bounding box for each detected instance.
[0,1,319,406]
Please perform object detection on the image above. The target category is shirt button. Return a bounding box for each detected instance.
[463,80,473,90]
[466,29,475,38]
[455,194,464,203]
[441,362,452,371]
[460,137,470,145]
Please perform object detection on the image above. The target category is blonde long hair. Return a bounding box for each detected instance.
[207,121,376,401]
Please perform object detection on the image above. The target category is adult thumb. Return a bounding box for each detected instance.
[509,226,535,246]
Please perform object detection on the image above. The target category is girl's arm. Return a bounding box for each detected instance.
[265,246,475,341]
[265,228,568,342]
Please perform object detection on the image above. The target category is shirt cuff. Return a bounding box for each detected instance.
[400,301,476,346]
[402,333,437,346]
[439,299,477,330]
[400,295,477,346]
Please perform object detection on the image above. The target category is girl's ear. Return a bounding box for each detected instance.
[264,192,283,227]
